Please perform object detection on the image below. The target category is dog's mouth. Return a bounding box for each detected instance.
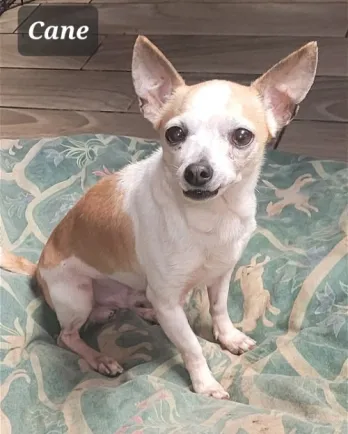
[183,188,219,201]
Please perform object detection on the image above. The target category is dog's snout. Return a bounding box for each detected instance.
[184,162,213,187]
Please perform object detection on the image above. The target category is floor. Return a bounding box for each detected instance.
[0,1,347,160]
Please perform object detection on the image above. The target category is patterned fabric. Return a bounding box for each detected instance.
[0,134,347,434]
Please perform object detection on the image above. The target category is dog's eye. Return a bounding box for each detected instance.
[231,128,254,148]
[165,126,187,145]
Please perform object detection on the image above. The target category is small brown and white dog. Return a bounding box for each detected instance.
[1,36,317,399]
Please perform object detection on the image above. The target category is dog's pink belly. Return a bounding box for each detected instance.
[93,278,149,309]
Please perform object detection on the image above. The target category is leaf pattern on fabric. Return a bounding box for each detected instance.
[0,135,347,433]
[43,149,65,167]
[0,319,27,368]
[4,192,33,219]
[59,136,109,168]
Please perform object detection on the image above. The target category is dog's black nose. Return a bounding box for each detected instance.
[184,162,213,187]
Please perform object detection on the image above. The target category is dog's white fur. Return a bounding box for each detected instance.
[1,36,318,399]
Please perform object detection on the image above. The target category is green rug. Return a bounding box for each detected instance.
[1,134,347,434]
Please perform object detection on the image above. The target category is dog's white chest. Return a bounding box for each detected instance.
[186,210,255,285]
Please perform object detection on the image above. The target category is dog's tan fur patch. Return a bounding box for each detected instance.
[38,174,136,275]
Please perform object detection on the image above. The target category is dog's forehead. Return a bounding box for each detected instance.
[184,80,256,116]
[186,80,235,111]
[160,79,268,138]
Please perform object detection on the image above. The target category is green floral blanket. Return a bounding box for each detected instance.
[0,135,347,434]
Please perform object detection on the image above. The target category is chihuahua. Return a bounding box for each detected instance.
[1,36,317,399]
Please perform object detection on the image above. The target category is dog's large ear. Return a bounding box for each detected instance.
[132,35,185,126]
[251,41,318,137]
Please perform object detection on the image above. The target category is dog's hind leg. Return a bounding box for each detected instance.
[48,275,123,376]
[88,306,117,324]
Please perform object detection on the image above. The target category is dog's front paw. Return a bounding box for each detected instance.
[194,378,230,400]
[215,327,256,355]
